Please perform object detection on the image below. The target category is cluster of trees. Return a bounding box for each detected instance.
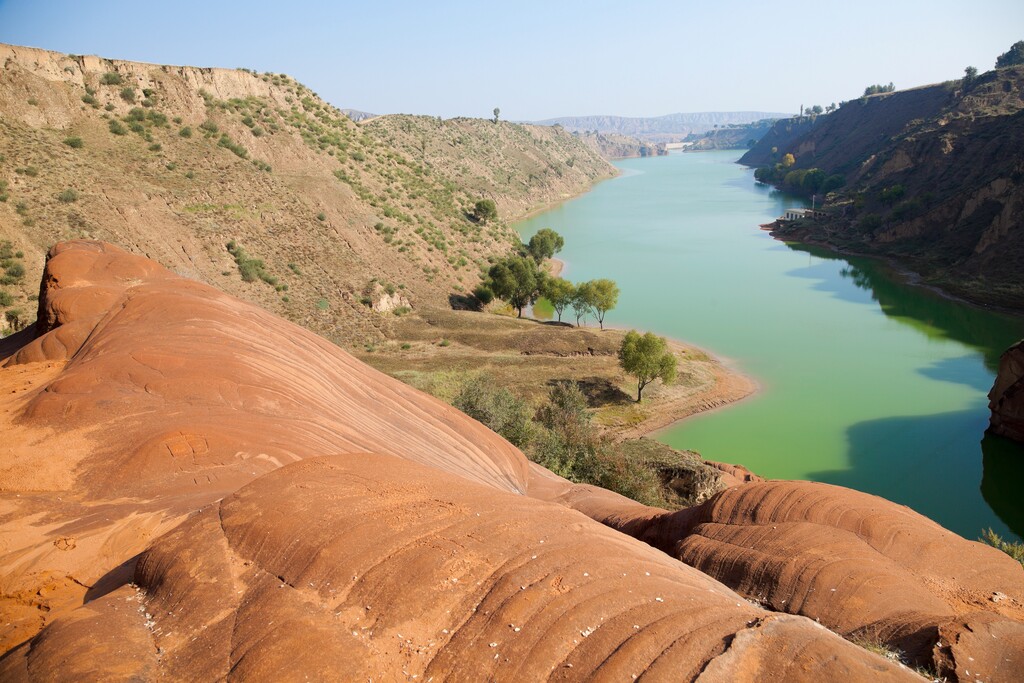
[544,277,619,329]
[863,82,896,96]
[996,41,1024,69]
[753,153,844,196]
[477,228,621,328]
[799,103,837,117]
[451,329,681,500]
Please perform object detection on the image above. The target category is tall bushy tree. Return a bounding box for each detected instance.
[571,281,593,326]
[526,228,565,263]
[543,277,575,322]
[487,255,546,317]
[473,198,498,223]
[618,330,677,402]
[996,41,1024,68]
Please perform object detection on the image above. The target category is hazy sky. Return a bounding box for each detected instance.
[1,0,1021,120]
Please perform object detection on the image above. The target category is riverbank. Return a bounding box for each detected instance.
[357,307,758,444]
[602,336,758,440]
[546,256,565,278]
[766,220,1024,316]
[509,166,623,225]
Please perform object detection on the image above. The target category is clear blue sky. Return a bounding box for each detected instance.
[1,0,1021,120]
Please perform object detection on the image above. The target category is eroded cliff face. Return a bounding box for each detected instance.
[743,67,1024,308]
[0,242,1021,681]
[989,339,1024,441]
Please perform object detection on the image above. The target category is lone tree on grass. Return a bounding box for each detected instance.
[493,107,501,124]
[526,228,564,263]
[473,198,498,223]
[585,278,619,330]
[542,277,575,323]
[618,330,677,402]
[487,255,546,317]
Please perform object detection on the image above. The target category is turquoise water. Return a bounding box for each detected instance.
[516,150,1024,541]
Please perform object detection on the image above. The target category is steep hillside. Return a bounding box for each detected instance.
[535,110,790,142]
[0,43,614,339]
[572,130,668,158]
[683,118,778,151]
[363,114,613,219]
[745,67,1024,308]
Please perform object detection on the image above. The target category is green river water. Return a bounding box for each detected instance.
[516,150,1024,542]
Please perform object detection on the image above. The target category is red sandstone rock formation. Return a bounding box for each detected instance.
[989,339,1024,441]
[0,241,1020,680]
[1,455,915,682]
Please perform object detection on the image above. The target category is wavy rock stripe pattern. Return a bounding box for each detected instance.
[1,455,915,681]
[557,479,1024,681]
[5,241,530,496]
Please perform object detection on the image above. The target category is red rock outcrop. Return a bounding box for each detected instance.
[989,339,1024,441]
[555,479,1024,681]
[0,241,1020,681]
[0,241,528,650]
[1,455,915,682]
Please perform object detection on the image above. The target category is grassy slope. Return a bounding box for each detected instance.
[0,44,614,341]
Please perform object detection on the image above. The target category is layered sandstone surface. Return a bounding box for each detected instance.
[0,241,1021,680]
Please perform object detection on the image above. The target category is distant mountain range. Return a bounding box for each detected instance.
[340,108,377,122]
[532,111,791,142]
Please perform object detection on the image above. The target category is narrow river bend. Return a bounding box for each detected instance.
[516,150,1024,541]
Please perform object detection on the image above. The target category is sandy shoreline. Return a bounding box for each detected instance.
[511,167,623,225]
[546,257,565,278]
[596,324,760,442]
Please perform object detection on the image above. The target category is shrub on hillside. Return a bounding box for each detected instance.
[980,528,1024,567]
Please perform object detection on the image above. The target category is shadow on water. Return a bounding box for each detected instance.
[980,433,1024,540]
[783,242,1024,372]
[917,356,996,393]
[808,408,1024,541]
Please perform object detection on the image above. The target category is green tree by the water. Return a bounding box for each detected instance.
[543,277,575,323]
[618,330,677,402]
[526,228,564,263]
[486,255,545,317]
[584,278,619,330]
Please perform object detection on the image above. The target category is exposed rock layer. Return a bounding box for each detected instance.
[989,339,1024,441]
[742,68,1024,308]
